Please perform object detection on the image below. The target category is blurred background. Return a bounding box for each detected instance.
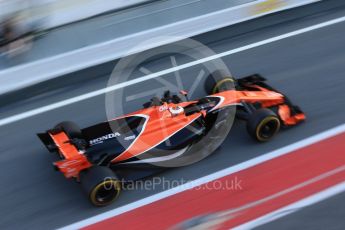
[0,0,50,57]
[0,0,153,58]
[1,1,345,229]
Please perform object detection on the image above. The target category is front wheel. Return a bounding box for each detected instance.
[246,109,281,142]
[80,166,121,206]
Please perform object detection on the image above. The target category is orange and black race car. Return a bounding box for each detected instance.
[38,73,305,206]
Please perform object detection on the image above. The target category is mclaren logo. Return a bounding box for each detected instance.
[89,133,120,145]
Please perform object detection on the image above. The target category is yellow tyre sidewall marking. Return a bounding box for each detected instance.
[90,180,121,206]
[256,116,280,141]
[213,78,234,94]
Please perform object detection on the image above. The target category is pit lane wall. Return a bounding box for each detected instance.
[0,0,154,29]
[0,0,320,95]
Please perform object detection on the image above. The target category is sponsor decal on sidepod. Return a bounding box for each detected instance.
[89,132,121,146]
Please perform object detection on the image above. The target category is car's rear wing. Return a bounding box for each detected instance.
[37,131,92,178]
[37,132,57,153]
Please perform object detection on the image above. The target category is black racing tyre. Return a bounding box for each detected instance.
[212,77,235,94]
[80,166,121,207]
[54,121,82,139]
[204,70,235,94]
[246,109,280,142]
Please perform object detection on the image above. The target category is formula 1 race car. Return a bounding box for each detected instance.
[38,72,305,206]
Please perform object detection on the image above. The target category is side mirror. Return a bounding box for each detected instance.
[179,90,188,96]
[180,90,189,101]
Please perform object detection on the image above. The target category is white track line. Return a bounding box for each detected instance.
[59,123,345,230]
[1,15,345,127]
[233,181,345,230]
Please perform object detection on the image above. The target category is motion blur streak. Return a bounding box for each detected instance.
[80,131,345,229]
[233,181,345,229]
[1,15,345,127]
[60,123,345,229]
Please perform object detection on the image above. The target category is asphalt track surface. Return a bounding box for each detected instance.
[1,2,345,230]
[257,191,345,230]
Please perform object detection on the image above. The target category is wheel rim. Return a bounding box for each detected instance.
[256,117,280,141]
[91,180,121,206]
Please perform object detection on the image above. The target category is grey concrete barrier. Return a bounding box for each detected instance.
[0,0,319,95]
[0,0,156,29]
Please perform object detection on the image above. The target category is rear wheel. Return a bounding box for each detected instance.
[247,109,280,142]
[80,166,121,207]
[205,70,235,94]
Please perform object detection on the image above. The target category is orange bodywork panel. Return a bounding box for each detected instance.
[278,105,306,126]
[215,90,305,125]
[50,132,91,178]
[111,90,286,163]
[111,104,201,163]
[215,90,285,108]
